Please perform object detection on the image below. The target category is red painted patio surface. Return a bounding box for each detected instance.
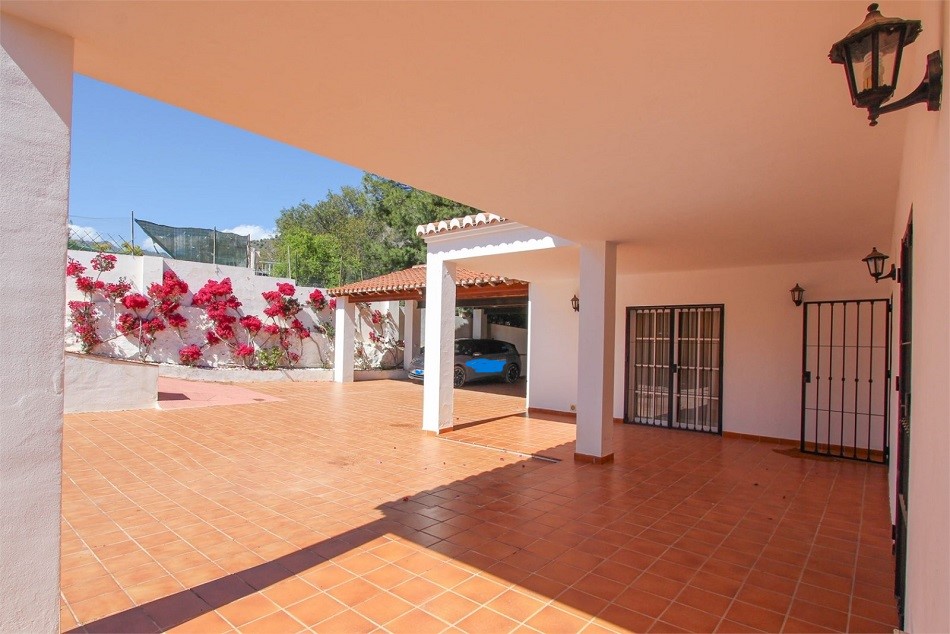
[157,377,282,410]
[61,379,897,633]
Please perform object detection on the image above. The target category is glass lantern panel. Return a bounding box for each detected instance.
[877,28,902,89]
[847,33,874,93]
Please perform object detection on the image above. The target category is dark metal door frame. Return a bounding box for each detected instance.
[800,298,891,463]
[624,304,724,434]
[895,219,912,626]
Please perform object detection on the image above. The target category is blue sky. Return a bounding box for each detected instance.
[69,75,365,246]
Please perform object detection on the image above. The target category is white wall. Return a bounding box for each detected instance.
[0,14,72,633]
[527,259,889,441]
[65,353,158,413]
[64,250,400,369]
[527,278,580,413]
[891,2,950,630]
[490,323,528,371]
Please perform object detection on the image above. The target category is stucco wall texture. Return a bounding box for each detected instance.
[0,15,72,634]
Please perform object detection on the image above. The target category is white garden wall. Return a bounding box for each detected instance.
[65,250,402,369]
[65,353,157,412]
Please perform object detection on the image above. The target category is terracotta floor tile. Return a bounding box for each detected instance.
[215,592,279,627]
[724,600,786,632]
[423,592,481,624]
[674,585,732,618]
[658,601,722,632]
[59,380,897,633]
[457,607,522,632]
[312,608,377,633]
[391,576,444,604]
[241,609,305,633]
[847,613,895,633]
[386,608,450,633]
[326,577,383,606]
[788,598,849,631]
[261,576,319,606]
[488,589,547,622]
[284,591,347,626]
[165,610,231,634]
[353,591,414,625]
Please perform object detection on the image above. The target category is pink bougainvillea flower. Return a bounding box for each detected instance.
[104,280,132,301]
[179,344,202,366]
[328,298,337,311]
[66,259,86,277]
[262,324,280,336]
[239,315,262,333]
[307,289,327,310]
[235,344,255,358]
[121,293,150,310]
[75,276,96,294]
[167,313,188,329]
[277,282,295,296]
[90,252,117,272]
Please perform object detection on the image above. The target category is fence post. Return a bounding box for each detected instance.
[212,227,217,265]
[130,210,135,252]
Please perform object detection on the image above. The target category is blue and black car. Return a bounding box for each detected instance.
[407,338,521,388]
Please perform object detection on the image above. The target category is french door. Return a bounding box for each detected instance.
[624,305,724,434]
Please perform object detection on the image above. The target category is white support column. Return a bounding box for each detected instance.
[471,308,486,339]
[423,258,457,432]
[575,242,617,463]
[0,15,73,633]
[333,296,355,382]
[402,299,419,369]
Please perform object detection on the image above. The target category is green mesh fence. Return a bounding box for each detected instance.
[136,219,249,267]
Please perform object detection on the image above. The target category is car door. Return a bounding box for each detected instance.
[465,340,506,377]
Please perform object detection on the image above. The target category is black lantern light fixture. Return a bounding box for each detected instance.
[829,3,942,126]
[862,246,899,282]
[571,294,580,312]
[790,283,805,307]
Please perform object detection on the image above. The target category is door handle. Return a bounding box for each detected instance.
[671,363,679,374]
[804,371,812,383]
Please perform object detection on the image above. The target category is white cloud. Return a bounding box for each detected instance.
[68,224,106,242]
[223,224,275,240]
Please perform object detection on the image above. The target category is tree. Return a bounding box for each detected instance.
[272,174,485,287]
[362,173,483,271]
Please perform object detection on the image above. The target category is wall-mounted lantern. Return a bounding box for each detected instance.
[862,246,900,282]
[571,294,580,312]
[790,283,805,306]
[829,3,942,126]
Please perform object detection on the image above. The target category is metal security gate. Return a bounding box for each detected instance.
[800,299,891,462]
[625,305,724,433]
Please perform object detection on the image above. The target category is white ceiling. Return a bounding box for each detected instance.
[4,0,919,272]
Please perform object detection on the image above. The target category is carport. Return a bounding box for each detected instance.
[326,263,529,387]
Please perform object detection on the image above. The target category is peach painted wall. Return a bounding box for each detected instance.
[890,1,950,631]
[525,258,889,443]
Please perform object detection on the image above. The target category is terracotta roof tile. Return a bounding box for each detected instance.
[328,265,526,298]
[415,213,507,237]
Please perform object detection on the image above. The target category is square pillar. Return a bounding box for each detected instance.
[423,258,456,432]
[472,308,486,339]
[333,296,355,382]
[402,299,419,369]
[575,242,617,463]
[1,14,73,633]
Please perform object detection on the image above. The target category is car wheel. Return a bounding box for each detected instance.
[453,366,466,388]
[503,363,520,384]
